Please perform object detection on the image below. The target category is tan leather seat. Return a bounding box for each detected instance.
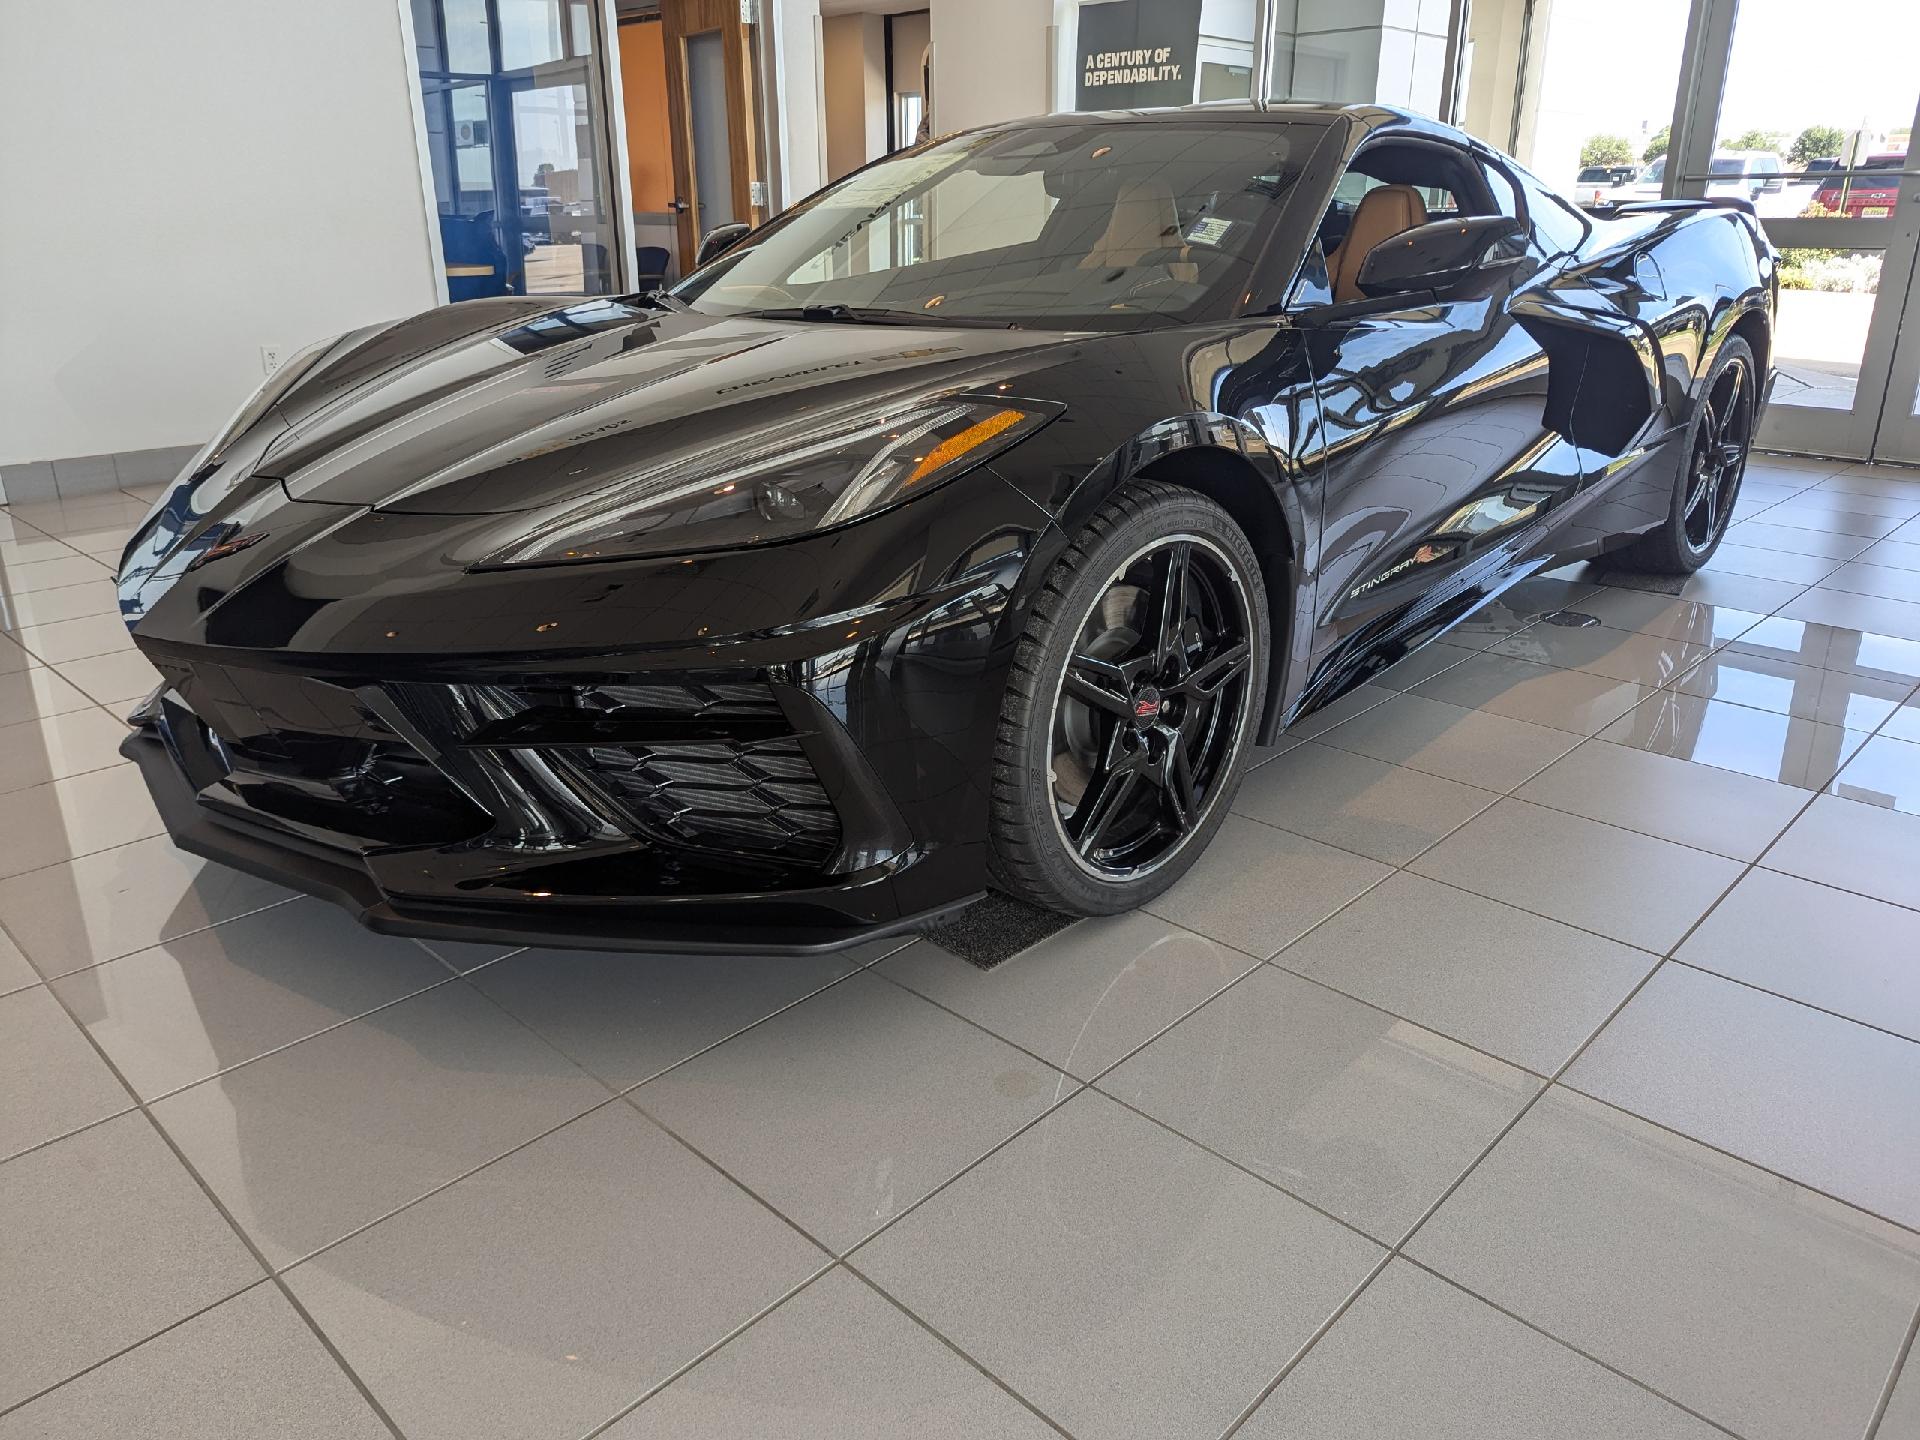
[1325,184,1429,303]
[1079,180,1195,281]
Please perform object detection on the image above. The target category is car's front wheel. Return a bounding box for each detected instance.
[989,481,1269,915]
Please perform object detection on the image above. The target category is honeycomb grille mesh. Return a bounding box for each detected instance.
[581,734,840,867]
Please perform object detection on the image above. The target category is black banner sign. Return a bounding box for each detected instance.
[1075,0,1204,111]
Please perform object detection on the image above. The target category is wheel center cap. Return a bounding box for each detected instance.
[1131,686,1163,726]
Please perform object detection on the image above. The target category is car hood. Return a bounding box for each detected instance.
[255,298,1085,517]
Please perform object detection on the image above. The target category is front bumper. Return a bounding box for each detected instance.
[124,723,980,954]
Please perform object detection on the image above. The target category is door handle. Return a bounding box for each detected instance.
[668,198,690,214]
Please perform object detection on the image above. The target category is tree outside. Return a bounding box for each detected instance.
[1724,128,1786,154]
[1643,126,1670,164]
[1789,125,1847,165]
[1580,134,1637,168]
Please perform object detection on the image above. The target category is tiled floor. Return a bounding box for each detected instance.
[4,455,1920,1438]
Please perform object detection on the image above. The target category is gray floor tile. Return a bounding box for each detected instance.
[1780,488,1920,520]
[1314,689,1581,790]
[284,1103,827,1440]
[1704,541,1845,585]
[1566,964,1920,1228]
[0,983,131,1159]
[1782,588,1920,644]
[1864,536,1920,573]
[52,647,162,710]
[1648,567,1814,614]
[1412,649,1660,735]
[1729,614,1920,686]
[1727,522,1876,560]
[8,611,137,665]
[1280,681,1395,739]
[1516,738,1808,859]
[604,1267,1058,1440]
[1886,1353,1920,1439]
[1765,793,1920,908]
[1665,646,1911,729]
[1490,621,1711,687]
[151,981,608,1266]
[1822,559,1920,605]
[0,552,111,595]
[1832,733,1920,814]
[854,1089,1382,1440]
[468,940,879,1089]
[1410,1086,1920,1440]
[1597,691,1867,788]
[637,971,1068,1252]
[0,832,294,977]
[0,927,35,996]
[1370,639,1478,690]
[0,766,164,879]
[1103,966,1540,1239]
[882,912,1254,1080]
[1555,586,1765,646]
[1410,799,1743,953]
[1232,740,1497,864]
[1237,1260,1718,1440]
[51,899,452,1100]
[1888,700,1920,744]
[1142,813,1390,958]
[0,1113,260,1411]
[1279,872,1655,1073]
[0,530,84,567]
[0,1282,388,1440]
[0,577,120,627]
[0,706,128,793]
[0,663,93,728]
[1677,869,1920,1041]
[1760,501,1909,538]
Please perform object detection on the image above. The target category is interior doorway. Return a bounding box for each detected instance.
[410,0,623,300]
[656,0,768,274]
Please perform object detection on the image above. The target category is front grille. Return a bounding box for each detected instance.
[580,734,841,867]
[475,675,845,875]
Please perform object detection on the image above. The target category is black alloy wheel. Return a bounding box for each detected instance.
[1614,335,1757,574]
[1682,351,1754,553]
[990,482,1269,915]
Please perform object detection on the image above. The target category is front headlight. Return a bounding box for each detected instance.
[478,393,1061,569]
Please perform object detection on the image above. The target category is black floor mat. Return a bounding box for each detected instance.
[922,893,1078,970]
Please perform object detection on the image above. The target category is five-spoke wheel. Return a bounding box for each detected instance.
[990,482,1268,915]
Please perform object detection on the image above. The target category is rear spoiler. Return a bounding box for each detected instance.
[1580,195,1758,220]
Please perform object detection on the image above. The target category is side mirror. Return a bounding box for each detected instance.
[1356,215,1525,298]
[695,222,752,268]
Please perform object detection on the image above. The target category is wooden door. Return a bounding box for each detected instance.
[659,0,764,273]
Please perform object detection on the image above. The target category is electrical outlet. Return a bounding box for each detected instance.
[260,344,287,375]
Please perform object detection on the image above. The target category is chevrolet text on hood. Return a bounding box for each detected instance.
[113,103,1774,953]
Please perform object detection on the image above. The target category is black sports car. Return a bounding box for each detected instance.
[117,102,1775,952]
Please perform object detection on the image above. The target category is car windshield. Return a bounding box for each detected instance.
[1641,156,1666,182]
[1709,158,1748,175]
[672,120,1322,331]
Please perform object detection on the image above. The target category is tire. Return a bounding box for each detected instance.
[989,481,1270,916]
[1610,335,1758,574]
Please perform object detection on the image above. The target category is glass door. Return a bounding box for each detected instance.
[411,0,622,300]
[1673,0,1920,461]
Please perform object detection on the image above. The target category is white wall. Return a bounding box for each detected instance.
[822,11,887,180]
[0,0,443,466]
[774,0,826,204]
[930,0,1053,134]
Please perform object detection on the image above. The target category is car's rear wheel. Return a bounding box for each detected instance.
[1610,335,1757,574]
[989,482,1268,915]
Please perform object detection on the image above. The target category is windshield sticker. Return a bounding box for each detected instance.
[1185,216,1237,246]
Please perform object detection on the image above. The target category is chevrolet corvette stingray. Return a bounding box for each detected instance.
[117,102,1775,951]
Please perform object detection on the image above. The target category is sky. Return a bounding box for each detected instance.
[1522,0,1917,183]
